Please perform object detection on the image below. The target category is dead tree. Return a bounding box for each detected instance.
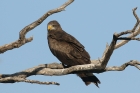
[0,0,140,86]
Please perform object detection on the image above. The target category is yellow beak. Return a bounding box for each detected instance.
[48,25,53,30]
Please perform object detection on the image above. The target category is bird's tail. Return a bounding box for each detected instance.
[77,73,100,87]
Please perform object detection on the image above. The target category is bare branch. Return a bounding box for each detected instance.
[0,38,33,53]
[100,7,140,69]
[105,60,140,71]
[100,34,117,68]
[0,77,59,85]
[0,63,103,85]
[115,27,140,49]
[117,37,140,41]
[0,59,139,85]
[0,63,101,78]
[115,7,140,49]
[19,0,74,40]
[0,0,74,54]
[132,7,140,30]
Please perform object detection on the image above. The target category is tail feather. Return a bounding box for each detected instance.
[77,73,100,87]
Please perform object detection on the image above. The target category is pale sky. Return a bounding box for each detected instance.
[0,0,140,93]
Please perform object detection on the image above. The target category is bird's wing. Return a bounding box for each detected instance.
[50,31,84,49]
[61,31,90,61]
[49,30,90,64]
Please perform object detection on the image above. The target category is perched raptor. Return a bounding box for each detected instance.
[47,20,100,87]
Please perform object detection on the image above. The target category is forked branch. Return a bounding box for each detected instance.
[115,7,140,49]
[105,60,140,71]
[0,0,74,54]
[100,7,140,68]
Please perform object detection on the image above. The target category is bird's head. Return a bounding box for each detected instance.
[47,20,62,31]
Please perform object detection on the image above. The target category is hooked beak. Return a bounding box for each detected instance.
[48,25,53,30]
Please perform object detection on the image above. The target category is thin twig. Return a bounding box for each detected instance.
[105,60,140,71]
[0,77,60,85]
[117,37,140,41]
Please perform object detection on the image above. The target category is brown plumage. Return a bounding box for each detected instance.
[47,20,100,87]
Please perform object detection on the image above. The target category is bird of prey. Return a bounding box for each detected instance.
[47,20,100,87]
